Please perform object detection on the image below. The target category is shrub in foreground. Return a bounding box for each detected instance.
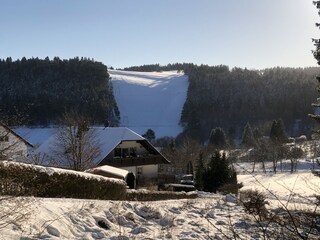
[0,161,127,200]
[126,189,197,201]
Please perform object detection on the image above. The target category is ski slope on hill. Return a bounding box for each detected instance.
[109,70,188,138]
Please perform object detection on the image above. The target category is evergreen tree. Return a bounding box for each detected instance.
[195,152,205,191]
[0,57,120,125]
[253,127,263,140]
[209,127,227,148]
[310,1,320,138]
[270,119,288,143]
[241,122,255,147]
[142,129,156,142]
[202,151,236,193]
[310,1,320,172]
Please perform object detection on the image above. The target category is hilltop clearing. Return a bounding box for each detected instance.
[110,70,188,138]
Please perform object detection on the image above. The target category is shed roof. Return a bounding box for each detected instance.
[85,165,129,179]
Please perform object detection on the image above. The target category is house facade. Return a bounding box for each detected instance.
[95,127,170,185]
[35,127,170,185]
[98,137,169,185]
[0,123,33,161]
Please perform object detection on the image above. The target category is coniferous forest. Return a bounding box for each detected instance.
[0,58,317,142]
[124,63,319,142]
[181,65,318,141]
[0,57,120,126]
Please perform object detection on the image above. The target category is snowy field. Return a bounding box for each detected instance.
[0,170,319,239]
[238,172,320,210]
[110,70,188,138]
[0,195,254,240]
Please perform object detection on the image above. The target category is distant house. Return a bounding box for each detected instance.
[35,127,170,185]
[0,123,33,161]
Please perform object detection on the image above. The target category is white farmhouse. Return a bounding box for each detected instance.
[0,123,33,161]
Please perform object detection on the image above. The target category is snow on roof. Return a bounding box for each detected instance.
[35,127,146,165]
[14,127,56,147]
[92,127,145,164]
[85,165,129,179]
[0,123,34,147]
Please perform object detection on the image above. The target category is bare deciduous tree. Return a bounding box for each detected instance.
[53,112,101,171]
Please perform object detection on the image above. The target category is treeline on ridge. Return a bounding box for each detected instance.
[0,57,119,125]
[123,63,319,142]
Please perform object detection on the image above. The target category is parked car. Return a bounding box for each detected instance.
[180,174,194,185]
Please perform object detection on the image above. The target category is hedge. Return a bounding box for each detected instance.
[0,161,127,200]
[126,189,198,201]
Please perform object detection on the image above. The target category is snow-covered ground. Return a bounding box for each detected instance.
[110,70,188,138]
[0,195,252,240]
[238,172,320,209]
[0,167,319,239]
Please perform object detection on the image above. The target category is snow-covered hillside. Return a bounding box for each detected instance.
[110,70,188,138]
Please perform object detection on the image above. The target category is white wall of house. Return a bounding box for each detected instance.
[0,126,29,161]
[141,164,158,178]
[122,164,158,179]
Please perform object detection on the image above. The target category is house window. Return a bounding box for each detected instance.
[0,136,9,142]
[129,147,137,157]
[114,148,122,157]
[122,148,129,157]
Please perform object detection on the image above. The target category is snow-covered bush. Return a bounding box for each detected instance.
[295,135,307,143]
[0,161,127,200]
[126,189,197,201]
[240,190,268,216]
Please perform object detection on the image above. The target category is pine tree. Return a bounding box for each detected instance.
[310,1,320,138]
[270,119,287,143]
[142,129,156,142]
[310,1,320,172]
[202,151,236,193]
[241,122,255,147]
[209,127,227,148]
[195,152,205,190]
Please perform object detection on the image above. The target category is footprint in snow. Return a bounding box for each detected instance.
[47,225,60,237]
[110,236,129,240]
[206,209,215,219]
[176,218,185,225]
[215,220,226,225]
[130,226,148,235]
[169,207,181,214]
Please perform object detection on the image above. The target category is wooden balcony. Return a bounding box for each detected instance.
[99,155,168,168]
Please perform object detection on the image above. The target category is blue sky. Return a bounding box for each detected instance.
[0,0,319,69]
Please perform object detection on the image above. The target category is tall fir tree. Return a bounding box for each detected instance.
[195,152,205,191]
[241,122,255,147]
[310,1,320,173]
[202,151,236,193]
[310,1,320,138]
[142,129,156,143]
[270,119,287,143]
[209,127,227,149]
